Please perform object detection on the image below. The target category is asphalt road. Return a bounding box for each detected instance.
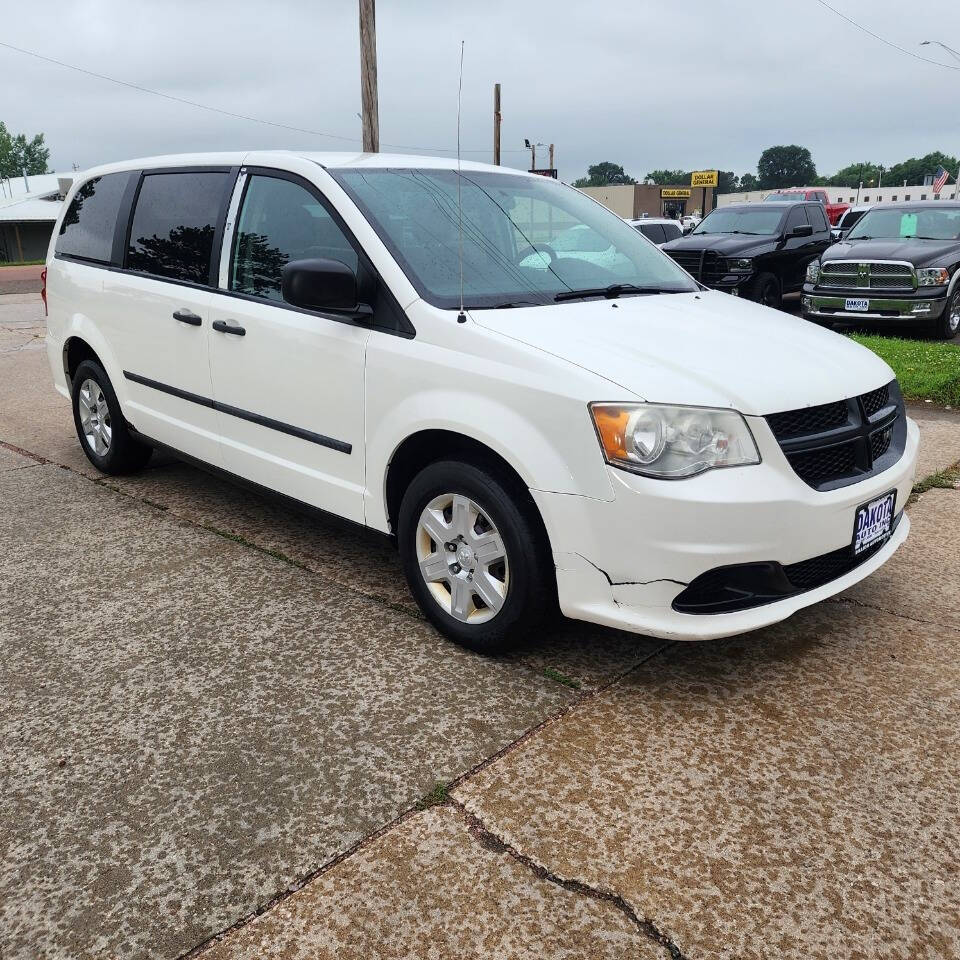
[2,294,959,960]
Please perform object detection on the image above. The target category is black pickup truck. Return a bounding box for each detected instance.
[662,201,832,309]
[802,202,960,339]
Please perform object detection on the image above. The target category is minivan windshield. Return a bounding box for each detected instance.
[330,168,698,308]
[845,206,960,241]
[691,207,784,236]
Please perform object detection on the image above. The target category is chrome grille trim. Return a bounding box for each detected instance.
[818,260,916,291]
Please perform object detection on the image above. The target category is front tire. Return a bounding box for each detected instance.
[932,287,960,340]
[71,359,152,474]
[750,272,782,310]
[398,460,553,654]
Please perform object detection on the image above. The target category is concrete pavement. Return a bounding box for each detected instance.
[2,296,959,959]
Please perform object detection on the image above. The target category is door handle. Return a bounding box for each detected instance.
[173,309,202,326]
[212,319,246,337]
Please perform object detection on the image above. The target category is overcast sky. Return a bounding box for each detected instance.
[3,0,959,182]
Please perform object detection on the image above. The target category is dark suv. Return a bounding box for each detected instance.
[802,202,960,339]
[662,202,832,309]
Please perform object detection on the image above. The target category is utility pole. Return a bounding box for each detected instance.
[359,0,379,152]
[549,143,554,171]
[493,83,501,165]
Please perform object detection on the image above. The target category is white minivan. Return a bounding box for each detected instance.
[44,151,918,653]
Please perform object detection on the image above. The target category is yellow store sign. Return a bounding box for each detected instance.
[691,170,719,187]
[661,188,691,198]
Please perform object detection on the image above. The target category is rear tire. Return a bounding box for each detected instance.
[71,359,152,474]
[932,287,960,340]
[750,272,782,310]
[398,459,553,654]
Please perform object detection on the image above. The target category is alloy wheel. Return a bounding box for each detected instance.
[949,296,960,335]
[77,378,112,456]
[415,493,509,624]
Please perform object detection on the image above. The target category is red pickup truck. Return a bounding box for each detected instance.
[763,189,849,226]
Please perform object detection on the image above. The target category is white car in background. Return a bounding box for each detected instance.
[625,217,684,245]
[43,151,917,654]
[680,214,701,234]
[831,204,873,241]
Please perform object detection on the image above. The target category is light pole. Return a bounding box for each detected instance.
[524,139,545,171]
[921,41,960,198]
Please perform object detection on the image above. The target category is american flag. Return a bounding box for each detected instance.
[933,165,950,194]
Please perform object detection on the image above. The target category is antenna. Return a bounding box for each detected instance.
[456,40,467,324]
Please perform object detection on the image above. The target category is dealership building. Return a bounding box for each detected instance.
[577,182,716,221]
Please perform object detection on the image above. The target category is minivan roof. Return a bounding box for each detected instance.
[71,151,537,182]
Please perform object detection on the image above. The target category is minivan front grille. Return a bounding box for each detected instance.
[765,380,905,491]
[818,261,915,291]
[667,249,727,284]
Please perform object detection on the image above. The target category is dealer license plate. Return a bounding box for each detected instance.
[852,491,896,556]
[845,298,870,312]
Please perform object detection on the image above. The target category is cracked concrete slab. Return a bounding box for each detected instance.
[907,402,960,481]
[841,488,960,631]
[199,805,667,960]
[0,464,575,959]
[455,602,960,960]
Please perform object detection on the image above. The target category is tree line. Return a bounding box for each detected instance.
[574,146,959,194]
[0,122,50,180]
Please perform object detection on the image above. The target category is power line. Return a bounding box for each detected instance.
[813,0,960,70]
[0,38,527,154]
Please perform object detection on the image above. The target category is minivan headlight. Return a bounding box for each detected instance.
[916,267,950,286]
[590,403,760,479]
[806,261,821,284]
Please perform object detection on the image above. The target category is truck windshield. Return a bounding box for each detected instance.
[330,168,698,308]
[846,206,960,241]
[691,207,784,235]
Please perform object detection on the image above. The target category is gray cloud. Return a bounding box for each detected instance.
[3,0,958,182]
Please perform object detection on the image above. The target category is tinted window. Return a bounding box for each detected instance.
[662,223,683,242]
[693,206,784,235]
[127,172,229,284]
[639,223,666,244]
[785,207,806,232]
[56,173,131,264]
[806,204,828,231]
[231,175,358,302]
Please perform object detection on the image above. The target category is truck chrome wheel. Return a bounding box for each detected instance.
[77,378,112,456]
[415,493,509,624]
[948,297,960,335]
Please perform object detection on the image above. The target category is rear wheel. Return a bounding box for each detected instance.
[932,287,960,340]
[750,272,781,310]
[71,359,152,474]
[398,460,553,654]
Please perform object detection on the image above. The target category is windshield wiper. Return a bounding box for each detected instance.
[491,299,544,308]
[553,283,670,303]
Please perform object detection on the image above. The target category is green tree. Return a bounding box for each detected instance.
[572,161,636,187]
[717,170,739,193]
[886,151,958,187]
[757,145,817,190]
[0,122,50,179]
[739,173,759,191]
[643,168,688,185]
[821,162,882,188]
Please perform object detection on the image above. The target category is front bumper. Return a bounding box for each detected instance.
[533,415,919,641]
[802,287,947,323]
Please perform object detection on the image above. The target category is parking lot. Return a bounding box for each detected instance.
[3,290,960,959]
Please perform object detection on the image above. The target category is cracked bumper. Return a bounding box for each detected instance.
[531,416,919,641]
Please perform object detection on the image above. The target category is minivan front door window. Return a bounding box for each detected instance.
[231,175,359,302]
[126,171,230,284]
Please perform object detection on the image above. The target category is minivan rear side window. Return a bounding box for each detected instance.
[126,171,230,284]
[56,173,131,264]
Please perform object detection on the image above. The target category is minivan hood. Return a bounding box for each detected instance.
[472,291,893,416]
[825,237,960,267]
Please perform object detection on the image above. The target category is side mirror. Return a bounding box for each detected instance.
[281,258,369,316]
[788,223,814,238]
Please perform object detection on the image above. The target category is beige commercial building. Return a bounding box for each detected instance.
[577,183,716,221]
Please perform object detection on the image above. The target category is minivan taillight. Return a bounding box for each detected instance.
[40,267,47,316]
